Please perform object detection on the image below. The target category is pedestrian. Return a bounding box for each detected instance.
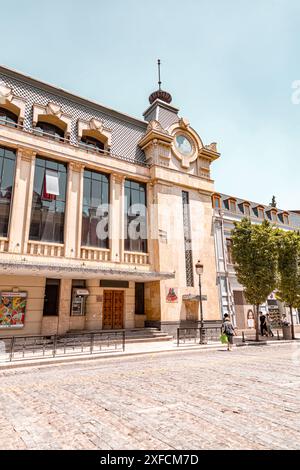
[222,314,236,351]
[260,312,268,336]
[266,313,274,337]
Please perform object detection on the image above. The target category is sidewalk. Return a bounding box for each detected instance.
[1,335,300,371]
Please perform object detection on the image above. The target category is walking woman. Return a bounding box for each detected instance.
[222,314,236,351]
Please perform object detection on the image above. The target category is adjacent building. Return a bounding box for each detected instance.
[0,66,221,337]
[213,193,300,330]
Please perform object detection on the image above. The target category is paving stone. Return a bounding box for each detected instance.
[0,344,300,449]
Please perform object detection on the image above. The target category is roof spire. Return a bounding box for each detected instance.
[149,59,172,105]
[158,59,162,91]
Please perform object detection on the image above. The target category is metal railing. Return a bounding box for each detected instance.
[241,329,284,343]
[0,331,125,363]
[177,327,222,346]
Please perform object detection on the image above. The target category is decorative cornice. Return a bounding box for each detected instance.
[18,147,36,162]
[111,172,126,185]
[78,118,112,147]
[139,120,173,150]
[69,161,85,172]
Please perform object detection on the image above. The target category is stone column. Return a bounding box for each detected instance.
[64,162,85,258]
[148,182,160,271]
[57,279,72,335]
[147,182,156,268]
[110,173,125,262]
[8,148,36,254]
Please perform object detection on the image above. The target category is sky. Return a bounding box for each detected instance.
[1,0,299,209]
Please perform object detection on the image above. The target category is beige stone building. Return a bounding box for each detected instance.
[0,66,221,337]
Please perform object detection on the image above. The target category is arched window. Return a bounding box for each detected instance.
[80,135,105,152]
[0,107,18,127]
[35,121,65,141]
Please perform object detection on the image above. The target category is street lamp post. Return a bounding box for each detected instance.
[195,260,205,344]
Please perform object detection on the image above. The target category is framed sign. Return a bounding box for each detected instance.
[0,292,27,329]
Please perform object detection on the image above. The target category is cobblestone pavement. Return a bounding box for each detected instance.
[0,344,300,450]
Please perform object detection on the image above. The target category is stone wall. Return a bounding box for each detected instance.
[0,275,45,336]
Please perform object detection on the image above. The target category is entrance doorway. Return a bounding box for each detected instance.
[103,290,124,330]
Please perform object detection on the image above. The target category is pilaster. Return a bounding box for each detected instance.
[64,162,85,258]
[110,173,125,262]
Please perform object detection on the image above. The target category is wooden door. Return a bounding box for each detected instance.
[113,291,124,329]
[103,290,124,330]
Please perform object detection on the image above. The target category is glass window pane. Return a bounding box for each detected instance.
[124,179,147,253]
[29,156,67,243]
[0,147,16,237]
[81,169,109,248]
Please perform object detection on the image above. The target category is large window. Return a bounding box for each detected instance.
[0,107,18,127]
[124,179,147,253]
[35,121,65,141]
[29,157,67,244]
[0,147,16,237]
[82,169,109,248]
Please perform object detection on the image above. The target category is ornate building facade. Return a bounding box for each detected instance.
[0,66,221,337]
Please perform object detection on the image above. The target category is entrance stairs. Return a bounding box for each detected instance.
[67,328,174,344]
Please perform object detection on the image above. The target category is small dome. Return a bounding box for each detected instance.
[149,89,172,105]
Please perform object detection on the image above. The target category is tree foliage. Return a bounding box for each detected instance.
[231,219,278,307]
[277,231,300,310]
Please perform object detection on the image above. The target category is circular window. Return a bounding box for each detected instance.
[174,134,193,156]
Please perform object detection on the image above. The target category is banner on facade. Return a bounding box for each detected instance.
[0,292,27,329]
[166,287,179,303]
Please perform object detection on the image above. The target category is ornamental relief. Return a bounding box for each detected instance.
[0,82,26,123]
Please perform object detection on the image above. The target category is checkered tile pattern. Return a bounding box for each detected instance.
[0,73,147,164]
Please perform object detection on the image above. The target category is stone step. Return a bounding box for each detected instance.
[64,327,173,345]
[67,328,164,337]
[125,336,174,344]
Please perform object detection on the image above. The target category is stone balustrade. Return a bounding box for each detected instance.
[27,241,65,257]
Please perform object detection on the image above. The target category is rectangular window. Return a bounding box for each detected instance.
[0,146,16,237]
[271,211,277,222]
[244,204,250,216]
[29,157,67,244]
[229,200,236,212]
[43,279,60,316]
[124,179,147,253]
[258,208,264,219]
[82,169,109,248]
[226,238,233,264]
[213,196,220,208]
[135,283,145,315]
[182,191,194,287]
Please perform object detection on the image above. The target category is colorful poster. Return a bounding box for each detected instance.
[0,292,27,329]
[166,287,178,303]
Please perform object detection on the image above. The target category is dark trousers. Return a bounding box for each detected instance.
[261,325,268,336]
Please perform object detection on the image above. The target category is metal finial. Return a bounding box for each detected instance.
[158,59,162,90]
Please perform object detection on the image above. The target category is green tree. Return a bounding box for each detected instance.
[231,219,278,341]
[277,231,300,340]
